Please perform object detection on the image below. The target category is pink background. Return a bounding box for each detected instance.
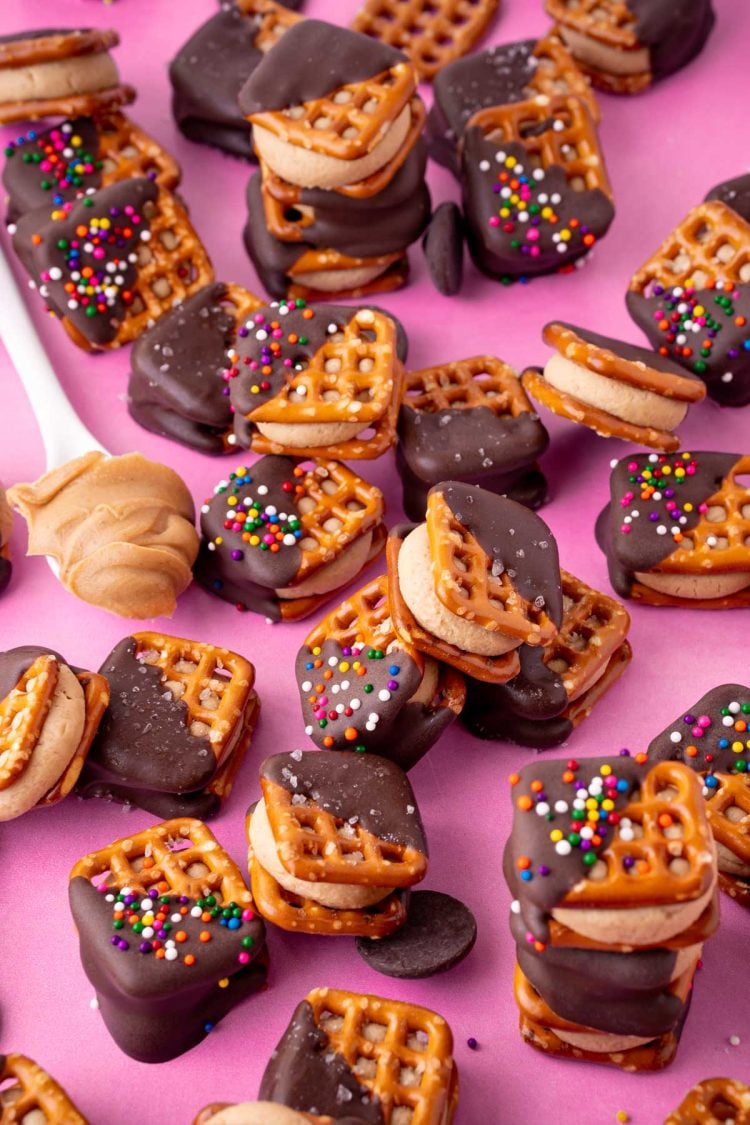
[1,1,748,1121]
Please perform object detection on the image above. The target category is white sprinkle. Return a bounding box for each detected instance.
[670,731,682,743]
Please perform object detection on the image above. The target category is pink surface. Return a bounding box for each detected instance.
[0,1,748,1121]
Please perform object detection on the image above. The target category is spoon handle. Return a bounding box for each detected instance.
[0,242,108,468]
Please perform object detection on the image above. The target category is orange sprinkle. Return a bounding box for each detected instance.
[199,931,211,943]
[686,745,698,757]
[184,954,196,966]
[530,780,543,793]
[303,308,314,318]
[516,856,532,870]
[201,911,212,923]
[32,233,42,245]
[658,813,673,828]
[636,860,651,875]
[562,770,575,784]
[176,931,188,943]
[534,941,546,953]
[516,795,533,812]
[509,773,520,786]
[155,949,166,959]
[142,857,155,869]
[323,736,334,748]
[634,752,648,765]
[344,727,358,741]
[323,670,333,680]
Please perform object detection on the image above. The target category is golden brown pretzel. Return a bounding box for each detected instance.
[402,354,535,421]
[387,531,521,684]
[236,0,303,51]
[426,489,558,645]
[129,633,257,767]
[562,760,715,909]
[261,777,428,887]
[526,33,600,122]
[550,570,631,704]
[39,668,110,807]
[629,201,750,297]
[261,97,426,202]
[705,772,750,866]
[305,988,458,1124]
[94,111,181,192]
[247,62,416,161]
[0,655,58,790]
[352,0,500,80]
[70,817,253,906]
[545,0,639,49]
[467,94,612,199]
[665,1078,750,1124]
[0,1054,87,1124]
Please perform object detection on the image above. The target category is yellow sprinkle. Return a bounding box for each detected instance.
[215,536,223,546]
[227,496,237,507]
[602,799,614,811]
[733,741,744,753]
[684,502,693,512]
[600,764,612,776]
[616,1113,630,1124]
[550,829,563,843]
[249,536,260,547]
[218,978,230,988]
[560,229,571,242]
[505,156,515,168]
[312,646,321,656]
[339,662,350,673]
[353,661,361,670]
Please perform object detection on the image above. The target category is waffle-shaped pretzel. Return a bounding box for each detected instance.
[665,1078,750,1125]
[0,655,58,790]
[563,760,715,908]
[526,34,600,123]
[94,111,181,190]
[287,465,384,583]
[629,202,750,298]
[468,95,612,199]
[402,355,535,421]
[262,98,426,202]
[564,638,631,728]
[302,574,422,671]
[548,570,630,702]
[131,633,256,765]
[545,0,639,49]
[352,0,500,81]
[204,692,260,804]
[70,817,252,905]
[39,669,110,807]
[306,988,458,1125]
[60,187,214,352]
[261,777,427,886]
[387,531,521,684]
[426,490,558,645]
[0,1054,87,1125]
[248,308,397,426]
[236,0,303,51]
[646,456,750,577]
[705,773,750,866]
[248,62,416,161]
[249,855,408,937]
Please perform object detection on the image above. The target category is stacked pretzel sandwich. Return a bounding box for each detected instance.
[504,755,719,1070]
[238,19,431,300]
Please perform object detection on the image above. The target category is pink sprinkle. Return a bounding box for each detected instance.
[698,715,711,728]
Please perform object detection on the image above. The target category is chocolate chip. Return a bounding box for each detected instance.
[422,202,464,296]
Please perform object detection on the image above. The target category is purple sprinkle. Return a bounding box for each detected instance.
[231,550,243,561]
[139,941,153,954]
[387,680,399,691]
[649,512,659,521]
[623,856,634,869]
[684,714,695,724]
[538,865,550,877]
[110,934,120,946]
[118,939,129,951]
[238,326,249,337]
[619,748,631,756]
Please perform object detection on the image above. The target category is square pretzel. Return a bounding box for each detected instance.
[249,854,408,937]
[352,0,500,81]
[629,201,750,297]
[70,817,253,907]
[306,988,458,1124]
[665,1079,750,1125]
[402,355,535,420]
[260,776,427,887]
[131,632,257,767]
[467,94,612,198]
[545,0,639,49]
[248,62,416,161]
[426,489,558,644]
[547,569,631,703]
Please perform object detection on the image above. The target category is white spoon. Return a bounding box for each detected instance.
[0,241,108,572]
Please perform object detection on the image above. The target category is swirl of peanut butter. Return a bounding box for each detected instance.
[8,451,198,618]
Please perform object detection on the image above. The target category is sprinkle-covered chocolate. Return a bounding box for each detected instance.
[649,685,750,778]
[3,118,103,221]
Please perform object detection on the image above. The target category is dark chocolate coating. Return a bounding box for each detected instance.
[75,776,222,821]
[128,282,236,454]
[461,645,570,748]
[397,447,548,522]
[463,132,614,280]
[259,999,383,1122]
[705,173,750,224]
[648,683,750,777]
[628,0,715,81]
[238,20,405,116]
[356,890,476,978]
[422,202,464,296]
[2,117,104,222]
[0,557,10,596]
[428,39,539,174]
[398,400,548,511]
[195,456,323,620]
[69,876,267,1064]
[552,321,703,381]
[0,644,66,700]
[433,482,563,627]
[242,175,415,299]
[596,451,742,597]
[626,285,750,406]
[261,750,427,855]
[251,141,431,258]
[83,637,223,796]
[28,177,157,346]
[169,8,261,160]
[504,754,647,941]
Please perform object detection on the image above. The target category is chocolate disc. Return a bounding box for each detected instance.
[423,201,464,296]
[355,890,476,978]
